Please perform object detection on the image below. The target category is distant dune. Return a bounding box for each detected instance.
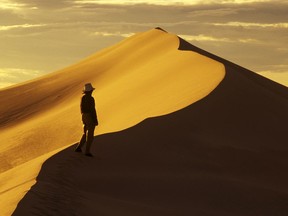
[0,28,225,215]
[1,28,288,216]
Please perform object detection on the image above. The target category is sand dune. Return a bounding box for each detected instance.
[13,35,288,215]
[0,28,225,215]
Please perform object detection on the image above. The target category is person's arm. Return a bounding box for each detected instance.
[91,98,98,126]
[80,96,84,114]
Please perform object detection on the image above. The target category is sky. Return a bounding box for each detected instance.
[0,0,287,88]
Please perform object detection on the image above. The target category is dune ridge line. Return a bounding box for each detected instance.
[0,28,225,215]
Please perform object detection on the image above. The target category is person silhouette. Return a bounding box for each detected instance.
[75,83,98,157]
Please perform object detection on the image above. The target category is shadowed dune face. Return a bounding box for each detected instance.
[5,27,288,216]
[0,29,225,215]
[0,29,225,171]
[13,60,288,215]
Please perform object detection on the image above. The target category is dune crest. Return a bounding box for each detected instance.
[0,28,225,215]
[12,28,288,215]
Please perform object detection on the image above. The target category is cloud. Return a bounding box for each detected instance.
[180,34,231,42]
[187,8,241,17]
[73,0,275,6]
[0,0,40,11]
[0,0,27,10]
[0,68,43,89]
[6,0,73,9]
[257,71,288,87]
[0,23,46,31]
[90,31,134,37]
[207,0,273,4]
[259,65,288,73]
[180,34,261,44]
[212,22,288,28]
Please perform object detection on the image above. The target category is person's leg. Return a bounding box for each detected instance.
[75,124,87,151]
[85,125,95,155]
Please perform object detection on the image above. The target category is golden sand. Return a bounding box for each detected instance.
[0,29,224,215]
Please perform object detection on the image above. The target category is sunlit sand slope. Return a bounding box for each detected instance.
[13,48,288,215]
[0,28,224,215]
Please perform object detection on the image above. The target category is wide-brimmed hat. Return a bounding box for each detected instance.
[83,83,95,93]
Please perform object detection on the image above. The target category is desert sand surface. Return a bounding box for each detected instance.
[13,37,288,215]
[0,28,225,215]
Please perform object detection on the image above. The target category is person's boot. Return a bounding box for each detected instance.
[75,147,82,152]
[75,134,86,152]
[85,132,94,157]
[85,152,93,157]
